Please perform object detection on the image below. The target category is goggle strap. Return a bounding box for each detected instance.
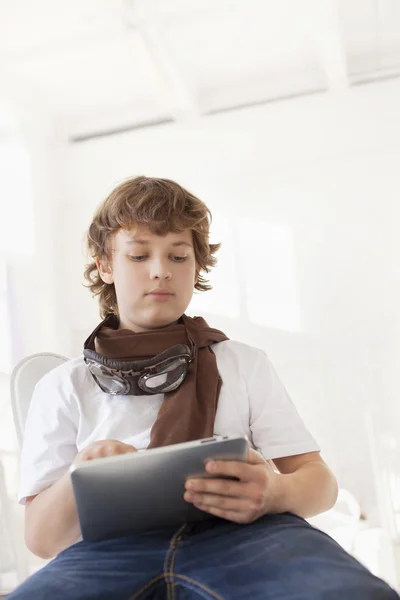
[83,313,118,351]
[84,343,192,372]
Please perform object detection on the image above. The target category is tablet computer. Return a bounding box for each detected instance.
[70,435,248,541]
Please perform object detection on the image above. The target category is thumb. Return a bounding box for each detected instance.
[247,447,266,464]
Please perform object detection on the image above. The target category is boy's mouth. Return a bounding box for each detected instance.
[146,288,174,300]
[146,288,173,296]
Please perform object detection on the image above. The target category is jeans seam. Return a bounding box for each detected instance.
[168,534,185,600]
[127,523,187,600]
[171,574,225,600]
[163,524,187,600]
[127,574,165,600]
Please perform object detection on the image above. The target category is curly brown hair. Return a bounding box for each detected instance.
[84,175,221,318]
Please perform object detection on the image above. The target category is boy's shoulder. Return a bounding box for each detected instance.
[212,338,267,370]
[36,354,89,391]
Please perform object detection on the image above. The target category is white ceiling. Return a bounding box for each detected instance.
[1,0,399,140]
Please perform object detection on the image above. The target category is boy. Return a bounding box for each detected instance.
[9,176,398,599]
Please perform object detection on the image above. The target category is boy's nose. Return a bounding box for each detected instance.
[150,260,172,280]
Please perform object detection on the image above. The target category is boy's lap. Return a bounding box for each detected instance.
[7,515,400,600]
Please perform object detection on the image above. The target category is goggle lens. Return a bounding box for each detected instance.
[88,362,129,395]
[140,357,188,393]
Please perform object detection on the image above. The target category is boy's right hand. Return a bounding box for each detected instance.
[74,440,138,464]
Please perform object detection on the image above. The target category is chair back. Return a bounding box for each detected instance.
[10,353,68,447]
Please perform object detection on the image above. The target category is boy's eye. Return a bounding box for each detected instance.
[129,255,147,261]
[128,255,187,262]
[172,256,187,262]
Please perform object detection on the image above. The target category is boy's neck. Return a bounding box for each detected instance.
[117,316,180,333]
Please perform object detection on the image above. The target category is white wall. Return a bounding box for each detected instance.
[20,78,400,523]
[5,121,72,362]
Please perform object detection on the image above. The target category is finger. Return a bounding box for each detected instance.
[94,444,121,458]
[185,491,254,513]
[89,446,106,458]
[101,446,117,457]
[116,441,136,449]
[116,445,137,454]
[186,477,248,497]
[205,459,255,482]
[92,443,117,457]
[106,445,136,457]
[193,502,254,523]
[78,441,136,462]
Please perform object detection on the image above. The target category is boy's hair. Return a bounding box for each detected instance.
[84,176,221,318]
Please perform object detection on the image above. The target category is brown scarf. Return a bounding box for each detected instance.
[94,315,229,448]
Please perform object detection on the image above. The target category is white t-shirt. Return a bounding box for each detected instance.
[18,339,320,505]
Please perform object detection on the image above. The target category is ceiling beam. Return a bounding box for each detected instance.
[124,1,199,121]
[312,0,349,92]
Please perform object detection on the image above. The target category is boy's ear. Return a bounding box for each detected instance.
[96,257,114,284]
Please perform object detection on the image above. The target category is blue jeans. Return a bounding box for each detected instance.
[8,513,399,600]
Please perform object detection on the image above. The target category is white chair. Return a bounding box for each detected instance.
[0,353,68,592]
[10,352,68,447]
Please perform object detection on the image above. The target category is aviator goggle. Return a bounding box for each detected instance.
[83,314,195,396]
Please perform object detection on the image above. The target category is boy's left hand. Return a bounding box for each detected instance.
[184,447,282,523]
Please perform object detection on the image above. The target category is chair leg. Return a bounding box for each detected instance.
[0,459,30,585]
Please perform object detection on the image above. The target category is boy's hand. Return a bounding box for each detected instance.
[184,448,282,523]
[74,440,138,464]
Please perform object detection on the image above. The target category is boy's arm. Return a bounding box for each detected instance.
[25,440,137,559]
[25,470,80,559]
[270,451,338,518]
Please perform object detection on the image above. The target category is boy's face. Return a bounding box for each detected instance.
[97,223,197,332]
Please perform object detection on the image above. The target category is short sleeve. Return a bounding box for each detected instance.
[18,372,79,504]
[248,350,320,460]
